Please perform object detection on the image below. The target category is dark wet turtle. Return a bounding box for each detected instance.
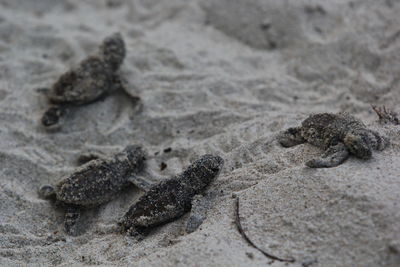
[278,112,388,168]
[119,154,224,237]
[38,145,146,235]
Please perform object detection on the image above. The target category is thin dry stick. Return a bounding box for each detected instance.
[235,198,295,263]
[372,105,400,125]
[372,105,387,120]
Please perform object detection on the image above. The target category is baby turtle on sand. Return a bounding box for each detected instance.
[119,154,224,237]
[278,112,388,168]
[38,145,146,235]
[41,32,135,129]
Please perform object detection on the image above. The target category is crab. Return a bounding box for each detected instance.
[38,145,146,235]
[119,154,224,237]
[277,112,388,168]
[40,32,137,129]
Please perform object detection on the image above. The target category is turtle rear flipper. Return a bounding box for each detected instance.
[36,87,51,94]
[41,105,67,128]
[38,184,57,199]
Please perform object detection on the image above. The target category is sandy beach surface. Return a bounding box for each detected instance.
[0,0,399,266]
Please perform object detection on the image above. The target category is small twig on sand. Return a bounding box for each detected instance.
[372,105,399,125]
[235,198,295,263]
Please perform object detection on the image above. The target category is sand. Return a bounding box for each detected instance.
[0,0,399,266]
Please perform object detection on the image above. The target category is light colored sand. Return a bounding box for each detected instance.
[0,0,399,266]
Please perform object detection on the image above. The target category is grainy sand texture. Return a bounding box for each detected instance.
[0,0,399,266]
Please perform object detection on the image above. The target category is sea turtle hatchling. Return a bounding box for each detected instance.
[119,154,224,237]
[277,112,389,168]
[38,145,146,235]
[40,32,137,129]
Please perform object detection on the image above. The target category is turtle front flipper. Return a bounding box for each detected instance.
[76,152,106,166]
[185,192,216,234]
[306,142,349,168]
[278,127,306,147]
[64,205,81,236]
[112,74,141,102]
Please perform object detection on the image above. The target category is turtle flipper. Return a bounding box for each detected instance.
[38,184,56,199]
[127,170,165,191]
[113,75,141,102]
[124,226,148,240]
[185,192,216,234]
[369,130,389,151]
[76,145,121,165]
[306,142,349,168]
[64,205,81,236]
[36,87,51,94]
[76,152,107,166]
[278,127,306,147]
[41,105,68,129]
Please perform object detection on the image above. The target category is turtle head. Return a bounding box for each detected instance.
[188,154,224,189]
[123,145,146,168]
[200,154,224,177]
[344,130,373,159]
[100,32,125,71]
[181,154,224,193]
